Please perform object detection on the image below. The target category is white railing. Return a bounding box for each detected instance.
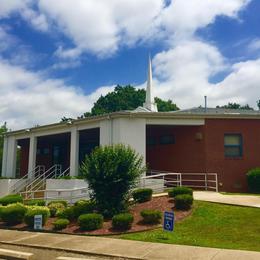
[10,165,45,194]
[142,171,218,192]
[21,186,90,204]
[24,164,62,199]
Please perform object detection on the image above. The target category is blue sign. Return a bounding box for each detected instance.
[163,211,174,232]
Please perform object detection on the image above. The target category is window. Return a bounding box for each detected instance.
[147,136,156,146]
[160,135,175,145]
[224,134,243,157]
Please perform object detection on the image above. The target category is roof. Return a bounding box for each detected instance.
[171,107,260,115]
[5,107,260,137]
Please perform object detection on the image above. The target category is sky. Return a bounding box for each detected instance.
[1,0,260,130]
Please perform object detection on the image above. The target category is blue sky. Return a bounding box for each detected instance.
[1,0,260,129]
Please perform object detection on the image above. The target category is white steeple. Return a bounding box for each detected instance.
[143,55,158,112]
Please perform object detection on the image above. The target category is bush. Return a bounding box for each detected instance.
[1,203,27,225]
[48,202,66,217]
[140,209,162,224]
[175,194,193,210]
[81,144,145,218]
[78,213,103,231]
[0,194,23,206]
[247,168,260,193]
[56,207,75,221]
[132,188,153,203]
[24,206,50,228]
[24,199,45,206]
[73,200,95,218]
[53,218,70,231]
[0,205,4,220]
[168,187,193,198]
[47,200,68,207]
[112,213,134,230]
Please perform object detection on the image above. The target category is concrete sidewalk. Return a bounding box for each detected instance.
[193,191,260,208]
[0,229,260,260]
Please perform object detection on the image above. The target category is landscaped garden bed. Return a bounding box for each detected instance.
[0,195,192,235]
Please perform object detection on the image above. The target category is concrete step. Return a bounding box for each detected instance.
[0,248,33,260]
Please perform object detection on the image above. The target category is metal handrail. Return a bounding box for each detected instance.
[25,164,61,193]
[10,165,45,194]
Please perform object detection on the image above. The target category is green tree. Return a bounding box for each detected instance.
[257,100,260,110]
[216,102,254,110]
[78,85,179,119]
[81,144,146,217]
[0,122,8,176]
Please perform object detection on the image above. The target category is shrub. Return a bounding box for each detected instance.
[175,194,193,210]
[24,199,45,206]
[78,213,103,231]
[81,144,145,218]
[0,205,4,220]
[24,206,50,228]
[56,207,75,221]
[73,200,95,218]
[48,202,66,217]
[168,187,193,198]
[47,200,68,207]
[132,188,153,203]
[247,168,260,193]
[1,203,27,225]
[140,209,162,224]
[53,218,70,231]
[112,213,134,230]
[0,194,23,206]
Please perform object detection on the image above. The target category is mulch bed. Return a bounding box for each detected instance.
[0,196,192,235]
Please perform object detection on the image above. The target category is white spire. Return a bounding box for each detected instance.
[143,55,158,112]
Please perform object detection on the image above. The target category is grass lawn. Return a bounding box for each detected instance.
[119,201,260,252]
[221,192,260,196]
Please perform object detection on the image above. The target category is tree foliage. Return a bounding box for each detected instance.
[81,144,146,217]
[216,102,254,110]
[0,123,7,176]
[78,85,179,119]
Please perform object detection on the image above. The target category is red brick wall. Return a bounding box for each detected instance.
[205,119,260,192]
[146,125,206,172]
[19,139,29,177]
[146,120,260,192]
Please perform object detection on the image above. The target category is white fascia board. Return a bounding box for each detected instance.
[146,118,205,125]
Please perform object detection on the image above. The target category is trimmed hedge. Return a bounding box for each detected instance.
[24,199,45,206]
[78,213,103,231]
[0,194,23,206]
[112,213,134,230]
[53,218,70,231]
[132,188,153,203]
[73,200,95,218]
[48,202,66,217]
[247,168,260,193]
[1,203,27,225]
[0,205,4,220]
[47,200,68,207]
[56,207,75,221]
[175,194,193,210]
[24,206,50,228]
[140,209,162,224]
[168,187,193,198]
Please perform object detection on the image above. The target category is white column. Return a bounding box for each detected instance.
[70,127,79,176]
[1,137,8,177]
[5,136,17,178]
[28,135,37,178]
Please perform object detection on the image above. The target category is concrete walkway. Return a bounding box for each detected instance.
[193,191,260,208]
[0,229,260,260]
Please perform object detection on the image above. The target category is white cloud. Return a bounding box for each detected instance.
[38,0,164,57]
[151,40,260,109]
[0,59,114,130]
[159,0,250,41]
[0,0,31,18]
[248,38,260,53]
